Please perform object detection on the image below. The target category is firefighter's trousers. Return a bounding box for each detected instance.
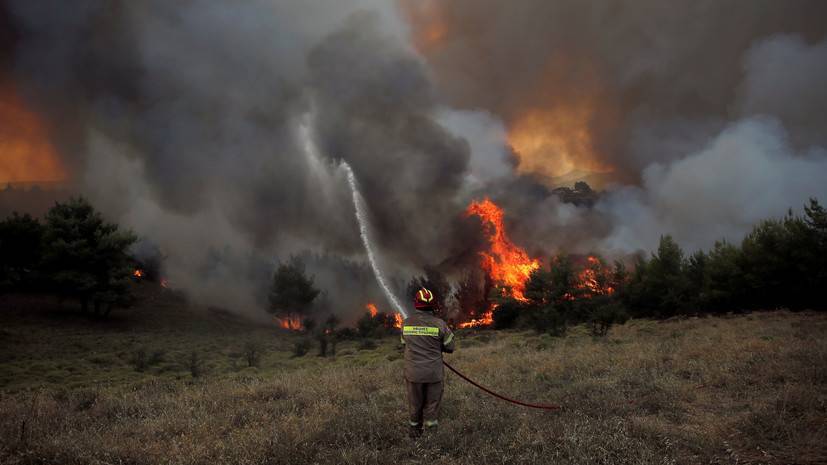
[406,380,443,428]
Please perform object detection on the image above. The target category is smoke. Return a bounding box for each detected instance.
[402,0,827,180]
[403,1,827,255]
[597,117,827,253]
[3,1,827,319]
[3,0,473,317]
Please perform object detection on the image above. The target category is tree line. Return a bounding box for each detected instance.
[492,198,826,336]
[3,196,824,333]
[0,197,137,316]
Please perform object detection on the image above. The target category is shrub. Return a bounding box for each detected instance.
[358,338,378,351]
[187,351,203,378]
[243,341,262,367]
[268,257,320,325]
[292,339,311,358]
[130,348,147,372]
[585,298,629,337]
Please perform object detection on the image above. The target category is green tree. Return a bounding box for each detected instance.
[704,241,744,311]
[521,256,577,334]
[685,250,708,310]
[803,198,827,306]
[268,257,320,326]
[645,235,691,317]
[0,212,45,290]
[41,197,137,316]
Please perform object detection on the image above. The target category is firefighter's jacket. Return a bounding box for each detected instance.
[400,310,455,383]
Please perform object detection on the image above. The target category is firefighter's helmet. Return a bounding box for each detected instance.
[414,287,436,310]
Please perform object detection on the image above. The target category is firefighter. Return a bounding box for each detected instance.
[400,287,455,438]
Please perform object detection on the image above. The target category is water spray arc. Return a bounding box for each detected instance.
[342,162,407,318]
[298,115,407,318]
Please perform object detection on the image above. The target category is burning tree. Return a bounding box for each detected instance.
[452,271,488,323]
[41,197,137,316]
[267,257,320,330]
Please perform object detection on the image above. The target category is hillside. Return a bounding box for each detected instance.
[0,290,825,464]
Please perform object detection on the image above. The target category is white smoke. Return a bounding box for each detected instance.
[597,117,827,254]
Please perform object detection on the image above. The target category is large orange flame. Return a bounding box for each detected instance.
[366,302,379,317]
[399,3,616,187]
[0,78,66,184]
[466,198,539,302]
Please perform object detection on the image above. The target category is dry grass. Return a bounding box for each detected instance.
[1,302,825,464]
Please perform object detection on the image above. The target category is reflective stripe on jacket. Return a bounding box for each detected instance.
[400,310,455,383]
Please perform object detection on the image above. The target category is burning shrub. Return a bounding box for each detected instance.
[267,257,320,329]
[315,314,340,357]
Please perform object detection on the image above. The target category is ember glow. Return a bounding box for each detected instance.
[508,105,614,182]
[0,78,66,184]
[399,0,448,53]
[275,315,303,331]
[457,304,495,329]
[133,269,145,279]
[466,198,539,301]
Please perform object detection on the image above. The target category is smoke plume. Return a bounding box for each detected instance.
[2,1,826,318]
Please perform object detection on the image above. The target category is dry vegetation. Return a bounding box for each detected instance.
[1,293,825,465]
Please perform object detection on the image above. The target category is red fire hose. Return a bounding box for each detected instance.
[443,360,561,411]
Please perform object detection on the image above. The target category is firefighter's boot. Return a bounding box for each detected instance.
[408,424,423,439]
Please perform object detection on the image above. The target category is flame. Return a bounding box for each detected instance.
[275,315,303,331]
[394,313,403,329]
[366,302,379,318]
[457,304,496,329]
[466,198,539,302]
[399,5,617,187]
[567,255,615,299]
[507,105,614,182]
[0,78,66,184]
[133,269,145,279]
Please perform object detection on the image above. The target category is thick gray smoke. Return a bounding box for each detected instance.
[405,0,827,256]
[4,0,473,318]
[3,1,827,318]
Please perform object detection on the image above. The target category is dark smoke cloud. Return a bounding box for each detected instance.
[3,0,827,318]
[4,0,473,317]
[404,0,827,255]
[405,0,827,178]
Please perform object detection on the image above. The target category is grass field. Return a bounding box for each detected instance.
[1,288,825,464]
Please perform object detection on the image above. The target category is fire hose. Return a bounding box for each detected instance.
[443,360,561,411]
